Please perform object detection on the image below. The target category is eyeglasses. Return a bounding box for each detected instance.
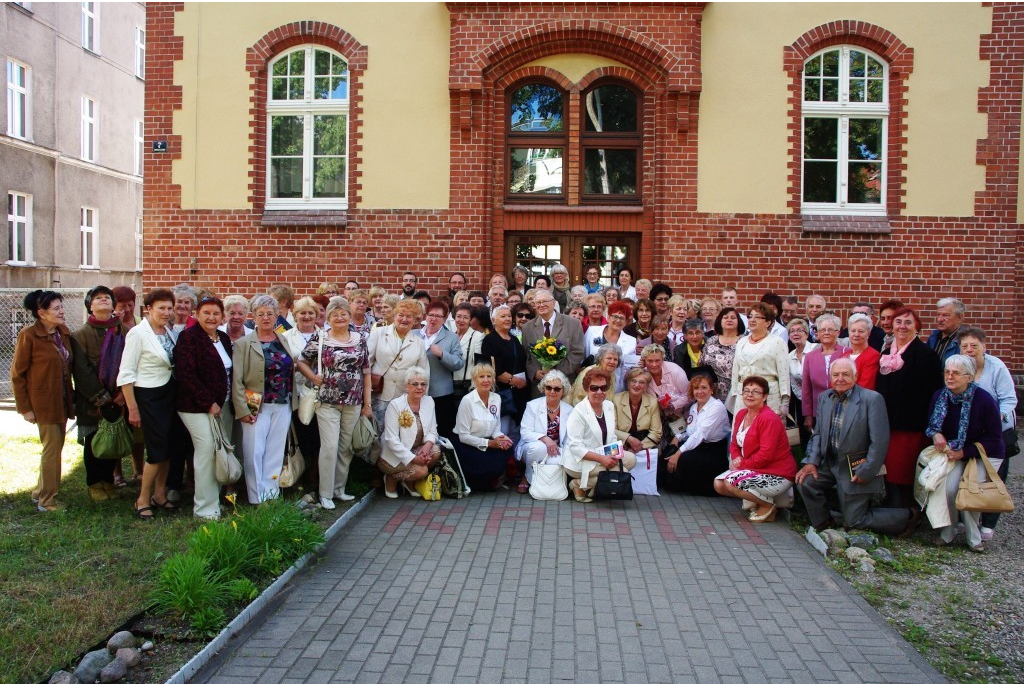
[589,384,609,392]
[543,385,563,392]
[943,370,967,378]
[609,314,627,322]
[741,388,765,396]
[516,313,532,319]
[654,296,669,302]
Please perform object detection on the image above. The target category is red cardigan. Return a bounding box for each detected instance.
[853,346,880,391]
[729,408,797,480]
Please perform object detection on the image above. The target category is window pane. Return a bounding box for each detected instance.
[803,118,838,159]
[313,158,346,198]
[804,55,821,77]
[288,78,304,100]
[330,76,347,100]
[331,56,346,76]
[509,85,563,132]
[822,79,839,102]
[850,80,864,103]
[850,51,865,78]
[272,58,288,77]
[867,79,883,103]
[822,50,839,77]
[848,118,882,161]
[584,86,637,132]
[271,77,287,100]
[583,149,637,194]
[848,162,882,203]
[289,51,304,75]
[313,77,331,100]
[270,116,304,155]
[867,56,883,77]
[803,161,838,203]
[509,148,563,193]
[271,159,303,198]
[313,115,346,155]
[804,79,820,102]
[314,50,330,76]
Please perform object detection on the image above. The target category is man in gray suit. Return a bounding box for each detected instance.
[796,357,919,536]
[522,290,585,394]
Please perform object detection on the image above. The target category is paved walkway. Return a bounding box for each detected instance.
[196,490,943,684]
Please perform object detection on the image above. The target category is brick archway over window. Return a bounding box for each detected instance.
[246,22,368,212]
[783,21,914,216]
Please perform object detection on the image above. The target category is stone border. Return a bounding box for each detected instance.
[165,492,377,684]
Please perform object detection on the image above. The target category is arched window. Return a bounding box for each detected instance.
[506,82,566,198]
[802,47,887,214]
[581,82,640,200]
[266,46,349,209]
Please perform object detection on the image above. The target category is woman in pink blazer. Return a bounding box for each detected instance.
[801,313,849,431]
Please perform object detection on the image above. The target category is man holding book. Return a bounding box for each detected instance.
[795,357,919,537]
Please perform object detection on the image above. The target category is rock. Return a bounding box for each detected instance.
[140,641,155,652]
[820,529,849,551]
[99,658,128,683]
[48,670,79,684]
[872,547,896,564]
[858,559,877,573]
[73,649,113,683]
[115,648,141,668]
[847,533,879,549]
[845,546,871,562]
[805,527,828,557]
[106,631,136,653]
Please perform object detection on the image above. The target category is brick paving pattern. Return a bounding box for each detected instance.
[197,492,943,683]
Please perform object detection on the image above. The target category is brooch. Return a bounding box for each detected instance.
[398,409,414,428]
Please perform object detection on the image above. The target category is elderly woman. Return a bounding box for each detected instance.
[378,367,441,497]
[367,298,429,425]
[348,289,375,336]
[283,296,322,492]
[663,372,730,496]
[640,343,691,420]
[297,298,372,508]
[928,355,1005,552]
[715,376,797,521]
[418,299,464,438]
[637,315,671,357]
[564,367,637,502]
[369,286,388,321]
[847,313,881,390]
[287,297,320,348]
[171,283,197,333]
[311,295,329,329]
[634,279,652,303]
[786,317,817,444]
[455,363,515,491]
[624,298,654,341]
[699,298,721,337]
[69,286,129,501]
[665,295,691,356]
[515,369,573,492]
[957,327,1018,541]
[672,320,706,378]
[801,313,850,431]
[604,287,620,304]
[878,298,904,354]
[509,265,530,297]
[615,266,637,301]
[876,307,943,507]
[506,292,523,310]
[572,343,622,405]
[372,294,399,329]
[451,303,484,406]
[582,265,605,295]
[569,285,589,308]
[13,290,75,512]
[550,263,572,311]
[232,294,295,504]
[700,307,744,402]
[175,296,234,520]
[112,285,139,330]
[118,288,180,519]
[316,282,339,298]
[481,305,529,437]
[583,293,607,333]
[728,303,790,417]
[220,294,250,344]
[567,303,587,322]
[613,367,663,455]
[584,300,636,364]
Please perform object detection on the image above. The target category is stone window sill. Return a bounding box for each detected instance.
[261,210,348,228]
[801,215,891,234]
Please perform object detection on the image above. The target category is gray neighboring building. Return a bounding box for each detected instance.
[2,1,144,291]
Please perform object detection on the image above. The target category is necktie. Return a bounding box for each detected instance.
[544,321,551,338]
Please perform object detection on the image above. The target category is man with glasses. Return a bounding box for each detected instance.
[447,272,467,301]
[400,272,418,299]
[522,290,585,393]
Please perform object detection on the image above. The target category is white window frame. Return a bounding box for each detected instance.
[80,207,98,269]
[6,59,30,140]
[134,216,143,271]
[81,1,98,53]
[266,46,349,211]
[801,46,888,216]
[7,192,32,266]
[81,96,96,162]
[134,26,145,79]
[134,118,144,176]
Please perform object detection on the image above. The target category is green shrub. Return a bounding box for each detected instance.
[225,577,259,603]
[188,605,228,638]
[150,552,228,621]
[188,520,259,578]
[233,498,324,577]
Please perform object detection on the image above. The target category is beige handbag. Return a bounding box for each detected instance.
[955,443,1014,513]
[784,413,801,447]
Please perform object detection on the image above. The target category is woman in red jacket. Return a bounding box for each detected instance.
[714,375,796,522]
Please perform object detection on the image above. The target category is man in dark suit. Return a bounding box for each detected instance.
[522,290,585,394]
[796,357,918,536]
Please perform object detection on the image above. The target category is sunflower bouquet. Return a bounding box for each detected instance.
[529,336,568,370]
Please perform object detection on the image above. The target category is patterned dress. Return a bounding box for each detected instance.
[700,335,737,402]
[301,332,369,406]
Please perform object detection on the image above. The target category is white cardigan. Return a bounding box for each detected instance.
[367,325,429,402]
[380,394,438,468]
[117,318,176,388]
[516,396,573,462]
[564,398,617,487]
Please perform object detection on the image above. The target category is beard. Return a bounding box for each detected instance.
[403,285,415,296]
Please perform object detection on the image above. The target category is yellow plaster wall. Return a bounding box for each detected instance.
[523,54,627,84]
[698,3,990,217]
[173,3,451,210]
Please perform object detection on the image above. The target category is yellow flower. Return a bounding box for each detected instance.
[231,520,238,531]
[272,474,278,480]
[546,346,557,355]
[398,409,414,428]
[202,525,210,536]
[534,342,544,350]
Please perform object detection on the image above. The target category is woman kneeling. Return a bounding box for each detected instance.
[378,367,441,498]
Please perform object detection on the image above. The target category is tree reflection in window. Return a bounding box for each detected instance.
[581,83,640,199]
[510,84,563,132]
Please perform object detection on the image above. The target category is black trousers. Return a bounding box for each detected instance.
[82,432,116,486]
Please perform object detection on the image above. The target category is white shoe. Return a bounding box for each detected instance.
[402,482,421,498]
[980,527,995,541]
[166,489,181,503]
[319,497,336,510]
[337,493,355,502]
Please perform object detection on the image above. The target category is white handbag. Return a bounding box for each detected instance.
[529,461,568,501]
[211,414,242,485]
[632,448,660,496]
[297,333,323,425]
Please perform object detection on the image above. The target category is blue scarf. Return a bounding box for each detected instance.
[925,382,976,451]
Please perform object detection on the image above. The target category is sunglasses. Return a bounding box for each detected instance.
[516,313,532,319]
[543,385,563,392]
[589,384,609,392]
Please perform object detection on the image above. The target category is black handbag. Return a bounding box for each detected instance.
[594,460,634,500]
[1003,427,1020,458]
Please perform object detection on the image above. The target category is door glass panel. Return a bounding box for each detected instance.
[513,242,563,279]
[582,244,629,288]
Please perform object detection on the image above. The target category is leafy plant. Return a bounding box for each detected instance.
[189,521,259,578]
[225,577,259,603]
[233,498,323,577]
[150,552,228,620]
[188,605,228,638]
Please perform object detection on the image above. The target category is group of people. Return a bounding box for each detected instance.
[11,270,1016,551]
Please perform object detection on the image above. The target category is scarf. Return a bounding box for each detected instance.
[92,316,125,390]
[925,382,976,451]
[879,338,912,375]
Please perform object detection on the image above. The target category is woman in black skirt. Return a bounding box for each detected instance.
[660,371,731,496]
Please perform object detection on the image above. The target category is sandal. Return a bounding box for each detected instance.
[135,505,155,521]
[151,497,177,511]
[517,481,530,494]
[748,505,777,522]
[113,475,127,488]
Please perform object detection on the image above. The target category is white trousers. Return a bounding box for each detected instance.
[939,456,1003,547]
[241,403,290,503]
[179,406,234,519]
[316,403,360,500]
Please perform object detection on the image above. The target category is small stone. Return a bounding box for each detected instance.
[805,527,828,557]
[106,630,136,653]
[140,641,155,652]
[48,670,79,684]
[74,649,113,683]
[858,559,877,573]
[847,533,879,549]
[99,657,128,683]
[845,546,871,562]
[820,529,849,552]
[115,648,141,668]
[872,547,896,564]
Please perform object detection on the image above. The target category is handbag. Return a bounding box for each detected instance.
[211,414,242,485]
[529,461,568,500]
[955,443,1014,513]
[297,333,323,425]
[352,413,380,454]
[278,425,306,488]
[784,413,801,447]
[1003,427,1020,458]
[414,473,442,501]
[594,460,634,500]
[92,413,133,460]
[432,451,465,499]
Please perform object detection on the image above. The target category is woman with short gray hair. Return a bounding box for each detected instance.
[571,343,622,405]
[171,283,197,334]
[801,312,850,431]
[378,366,441,497]
[220,294,250,344]
[846,312,880,390]
[514,369,573,492]
[550,263,571,311]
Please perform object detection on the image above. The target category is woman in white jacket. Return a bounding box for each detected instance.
[564,367,637,502]
[377,367,440,498]
[367,299,429,425]
[515,370,573,491]
[455,363,514,491]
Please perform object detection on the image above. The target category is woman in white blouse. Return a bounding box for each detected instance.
[727,303,790,417]
[786,317,817,445]
[367,299,429,425]
[455,363,514,491]
[661,372,730,495]
[377,367,440,498]
[450,303,482,407]
[515,369,573,491]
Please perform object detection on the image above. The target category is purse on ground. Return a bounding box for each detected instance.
[529,461,568,500]
[955,442,1014,514]
[278,426,306,488]
[414,473,442,501]
[594,460,634,500]
[211,414,242,485]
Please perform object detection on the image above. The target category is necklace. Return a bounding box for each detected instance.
[749,334,767,343]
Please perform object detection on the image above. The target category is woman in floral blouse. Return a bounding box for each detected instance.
[700,306,745,402]
[297,298,373,509]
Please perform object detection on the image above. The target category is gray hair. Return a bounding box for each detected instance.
[936,298,966,316]
[786,317,809,334]
[489,285,508,297]
[595,343,622,365]
[249,294,279,314]
[815,313,842,331]
[570,285,588,300]
[806,294,826,307]
[326,296,350,319]
[172,283,197,307]
[640,343,667,360]
[511,265,530,279]
[293,296,318,315]
[945,354,976,377]
[223,294,248,312]
[830,356,858,378]
[403,366,430,386]
[550,263,569,277]
[539,369,570,394]
[846,313,872,330]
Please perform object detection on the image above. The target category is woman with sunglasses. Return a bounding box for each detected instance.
[515,370,573,493]
[510,302,535,342]
[564,367,637,502]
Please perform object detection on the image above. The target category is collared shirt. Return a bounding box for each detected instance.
[827,390,850,457]
[934,326,962,359]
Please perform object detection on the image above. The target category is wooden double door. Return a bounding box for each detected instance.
[504,233,639,288]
